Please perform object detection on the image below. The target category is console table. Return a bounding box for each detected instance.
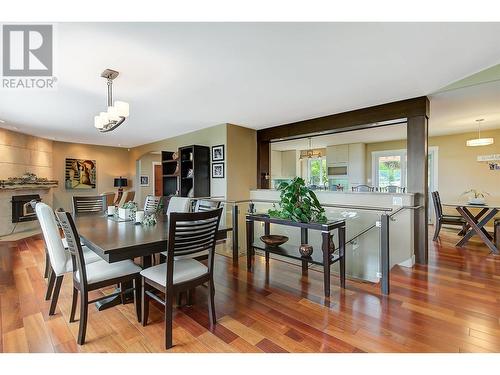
[245,214,346,297]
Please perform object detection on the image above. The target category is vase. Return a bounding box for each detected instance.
[299,244,313,257]
[329,234,336,254]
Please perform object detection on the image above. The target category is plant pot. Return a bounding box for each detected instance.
[118,208,131,220]
[468,197,485,205]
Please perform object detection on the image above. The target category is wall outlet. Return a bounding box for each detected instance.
[376,272,382,278]
[351,239,359,250]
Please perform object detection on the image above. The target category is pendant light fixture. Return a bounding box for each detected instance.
[300,137,322,159]
[466,119,494,147]
[94,69,129,132]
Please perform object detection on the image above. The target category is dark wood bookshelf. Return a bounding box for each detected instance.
[161,151,179,197]
[178,145,210,198]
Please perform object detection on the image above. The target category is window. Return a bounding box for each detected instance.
[372,150,406,188]
[306,157,327,186]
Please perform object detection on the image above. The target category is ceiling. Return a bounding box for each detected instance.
[1,23,500,147]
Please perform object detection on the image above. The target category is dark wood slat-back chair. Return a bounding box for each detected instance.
[144,195,162,214]
[72,195,106,215]
[194,199,221,212]
[141,208,223,349]
[431,191,467,241]
[55,210,142,345]
[352,184,374,192]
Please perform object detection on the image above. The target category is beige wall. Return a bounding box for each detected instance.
[365,129,500,217]
[0,128,53,180]
[129,124,228,198]
[226,124,257,200]
[52,141,131,211]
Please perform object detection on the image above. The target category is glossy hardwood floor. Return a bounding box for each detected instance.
[1,227,500,353]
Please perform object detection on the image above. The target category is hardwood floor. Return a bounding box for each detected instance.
[1,227,500,353]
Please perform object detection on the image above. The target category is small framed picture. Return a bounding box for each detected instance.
[212,144,225,161]
[212,163,225,178]
[140,175,149,186]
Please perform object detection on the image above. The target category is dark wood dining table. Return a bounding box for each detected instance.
[73,212,230,309]
[442,201,500,254]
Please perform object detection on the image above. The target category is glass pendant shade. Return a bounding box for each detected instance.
[115,101,129,117]
[466,138,494,147]
[94,115,104,129]
[107,106,120,121]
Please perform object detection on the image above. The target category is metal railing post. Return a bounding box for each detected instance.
[232,204,239,264]
[380,213,390,295]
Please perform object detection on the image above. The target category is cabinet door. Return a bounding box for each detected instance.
[326,145,349,165]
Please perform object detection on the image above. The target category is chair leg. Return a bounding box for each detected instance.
[44,251,50,279]
[119,282,126,305]
[49,275,64,315]
[77,291,89,345]
[208,279,216,326]
[45,268,56,301]
[141,278,149,327]
[70,287,78,323]
[133,277,141,323]
[433,221,441,241]
[176,291,184,306]
[165,292,174,349]
[187,288,194,306]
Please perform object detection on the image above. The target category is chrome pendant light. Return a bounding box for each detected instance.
[94,69,129,132]
[466,119,494,147]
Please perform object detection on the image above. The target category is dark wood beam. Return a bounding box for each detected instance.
[257,96,429,142]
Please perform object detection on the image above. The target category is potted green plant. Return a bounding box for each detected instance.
[462,189,489,205]
[268,177,327,223]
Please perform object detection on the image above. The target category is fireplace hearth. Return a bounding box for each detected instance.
[11,194,41,223]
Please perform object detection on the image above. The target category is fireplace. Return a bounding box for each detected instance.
[11,194,41,223]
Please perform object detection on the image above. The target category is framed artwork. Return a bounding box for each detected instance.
[212,144,225,161]
[65,158,96,189]
[212,162,225,178]
[140,175,149,186]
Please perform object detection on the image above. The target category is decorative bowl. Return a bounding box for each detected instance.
[260,235,288,247]
[299,244,313,257]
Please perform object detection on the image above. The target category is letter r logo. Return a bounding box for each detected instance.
[2,25,53,76]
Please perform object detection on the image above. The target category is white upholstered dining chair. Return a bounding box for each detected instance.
[166,196,191,216]
[55,210,143,345]
[35,202,101,315]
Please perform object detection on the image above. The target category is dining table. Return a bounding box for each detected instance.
[441,201,500,254]
[73,212,230,310]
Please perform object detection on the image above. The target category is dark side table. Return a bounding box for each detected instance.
[245,214,346,297]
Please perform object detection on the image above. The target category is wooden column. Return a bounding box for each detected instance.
[257,139,270,189]
[407,115,429,264]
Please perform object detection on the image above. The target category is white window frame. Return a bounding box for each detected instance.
[371,149,407,188]
[306,157,327,185]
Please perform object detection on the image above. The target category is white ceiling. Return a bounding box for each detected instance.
[1,22,500,147]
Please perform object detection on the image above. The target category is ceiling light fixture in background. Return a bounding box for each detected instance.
[466,118,494,147]
[94,69,129,133]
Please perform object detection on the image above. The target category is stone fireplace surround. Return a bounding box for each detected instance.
[0,187,53,237]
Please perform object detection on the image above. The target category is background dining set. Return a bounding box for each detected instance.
[33,194,224,349]
[431,190,500,254]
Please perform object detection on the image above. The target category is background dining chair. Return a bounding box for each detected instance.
[166,196,191,216]
[194,199,221,212]
[34,202,101,316]
[55,210,143,345]
[121,190,135,205]
[72,195,106,215]
[352,184,374,192]
[144,195,162,214]
[382,186,406,193]
[141,208,223,349]
[431,191,467,241]
[100,191,116,207]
